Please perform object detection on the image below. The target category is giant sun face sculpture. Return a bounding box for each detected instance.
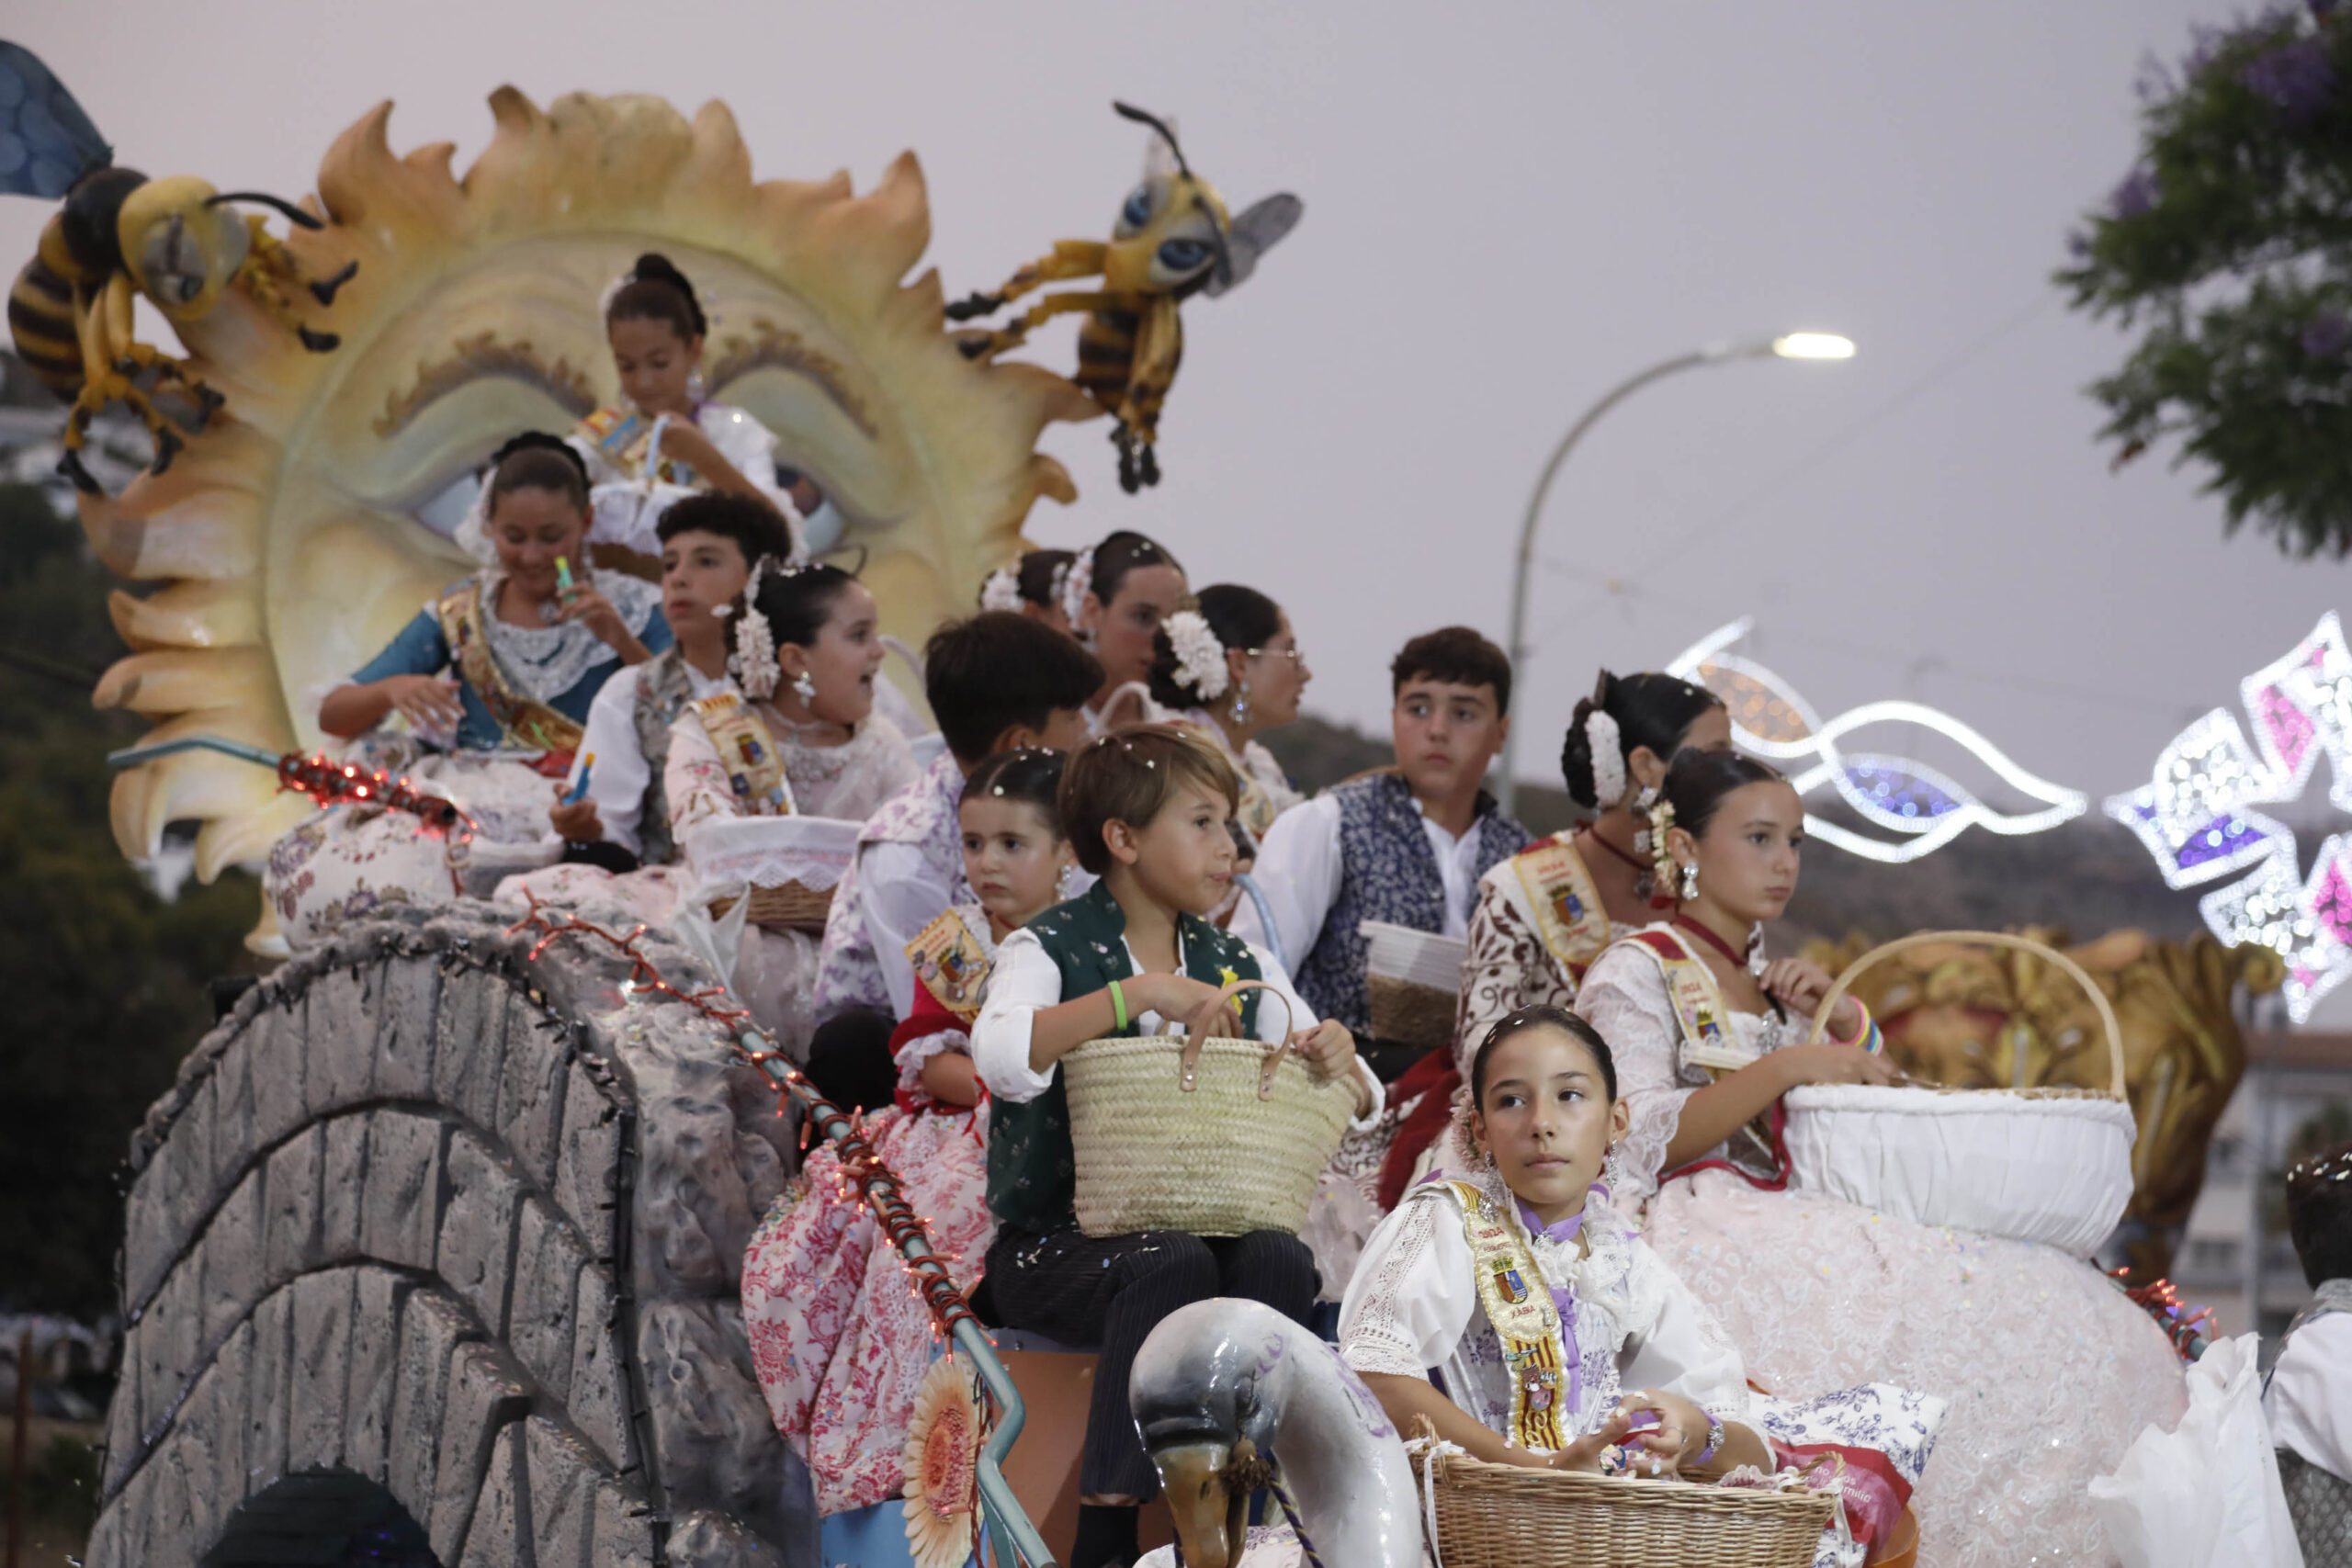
[87,87,1093,880]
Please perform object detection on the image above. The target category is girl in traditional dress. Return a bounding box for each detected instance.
[570,254,821,563]
[971,724,1382,1568]
[269,437,672,945]
[1146,584,1310,851]
[978,547,1080,635]
[1340,1004,1944,1567]
[664,558,918,1055]
[1066,530,1187,732]
[1575,749,2188,1567]
[741,746,1078,1519]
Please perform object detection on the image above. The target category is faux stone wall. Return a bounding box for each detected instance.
[84,903,811,1567]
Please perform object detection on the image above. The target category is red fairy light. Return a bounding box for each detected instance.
[2111,1269,2216,1360]
[503,893,978,1338]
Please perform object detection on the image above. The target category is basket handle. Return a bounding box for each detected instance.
[1804,929,2125,1097]
[1177,979,1296,1100]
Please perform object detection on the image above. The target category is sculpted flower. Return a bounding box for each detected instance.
[1164,608,1229,700]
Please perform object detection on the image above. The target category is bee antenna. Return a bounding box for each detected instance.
[206,191,325,231]
[1112,101,1193,179]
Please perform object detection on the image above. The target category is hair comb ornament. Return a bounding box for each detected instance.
[728,555,782,699]
[1062,546,1097,628]
[979,566,1023,614]
[1163,609,1229,700]
[1585,707,1626,808]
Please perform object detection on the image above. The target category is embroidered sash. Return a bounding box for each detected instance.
[576,406,677,484]
[1510,837,1611,985]
[689,693,796,816]
[432,581,585,752]
[1449,1180,1569,1452]
[906,909,991,1022]
[1626,928,1788,1187]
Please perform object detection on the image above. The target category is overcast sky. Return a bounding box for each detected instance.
[10,2,2335,828]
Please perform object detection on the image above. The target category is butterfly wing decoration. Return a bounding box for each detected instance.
[0,42,113,199]
[1204,194,1303,297]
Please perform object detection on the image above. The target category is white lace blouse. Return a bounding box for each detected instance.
[664,709,919,837]
[1574,932,1806,1201]
[1338,1170,1751,1448]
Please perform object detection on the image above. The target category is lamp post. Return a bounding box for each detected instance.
[1496,333,1855,818]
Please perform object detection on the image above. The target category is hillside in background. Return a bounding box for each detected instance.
[1261,713,2206,949]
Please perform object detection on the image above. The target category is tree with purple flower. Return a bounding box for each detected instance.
[2062,3,2352,556]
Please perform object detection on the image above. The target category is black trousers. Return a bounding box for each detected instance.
[985,1225,1317,1497]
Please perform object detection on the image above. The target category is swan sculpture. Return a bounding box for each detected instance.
[1129,1298,1423,1568]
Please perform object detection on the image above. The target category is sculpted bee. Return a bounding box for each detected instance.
[0,41,356,491]
[947,102,1301,492]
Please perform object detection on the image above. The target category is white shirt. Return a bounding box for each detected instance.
[1230,791,1489,968]
[561,658,731,857]
[971,925,1384,1129]
[2266,1310,2352,1482]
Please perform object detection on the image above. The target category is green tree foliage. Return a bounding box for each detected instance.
[0,482,255,1318]
[2060,4,2352,557]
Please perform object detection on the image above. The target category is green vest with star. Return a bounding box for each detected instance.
[985,879,1264,1234]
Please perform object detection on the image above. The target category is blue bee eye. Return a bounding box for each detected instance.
[1122,187,1153,229]
[1157,238,1212,271]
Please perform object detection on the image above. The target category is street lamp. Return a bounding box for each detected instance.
[1495,332,1855,818]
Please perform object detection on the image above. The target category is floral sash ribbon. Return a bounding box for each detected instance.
[432,581,585,752]
[689,692,795,816]
[1510,836,1612,984]
[906,909,991,1022]
[1449,1180,1569,1452]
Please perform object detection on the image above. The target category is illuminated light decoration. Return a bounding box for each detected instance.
[2108,612,2352,1021]
[1666,618,2089,863]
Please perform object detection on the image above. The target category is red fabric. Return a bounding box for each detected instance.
[1771,1440,1915,1552]
[1376,1050,1464,1210]
[527,748,578,780]
[886,977,972,1117]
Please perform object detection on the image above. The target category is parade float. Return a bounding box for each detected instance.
[4,45,2301,1568]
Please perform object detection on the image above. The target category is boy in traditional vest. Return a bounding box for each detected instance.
[807,614,1102,1107]
[546,493,791,871]
[2268,1140,2352,1555]
[1234,626,1530,1076]
[972,725,1383,1568]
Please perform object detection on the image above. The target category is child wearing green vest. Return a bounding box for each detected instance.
[972,724,1383,1568]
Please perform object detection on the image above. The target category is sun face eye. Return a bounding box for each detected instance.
[1156,237,1213,273]
[1119,185,1154,232]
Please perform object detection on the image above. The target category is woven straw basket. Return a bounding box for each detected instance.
[1063,980,1357,1239]
[1785,930,2136,1255]
[1363,920,1466,1049]
[1408,1427,1833,1568]
[711,881,837,932]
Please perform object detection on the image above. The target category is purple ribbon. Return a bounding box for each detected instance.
[1515,1197,1587,1415]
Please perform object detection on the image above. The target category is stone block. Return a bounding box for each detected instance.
[433,970,510,1135]
[214,1019,257,1169]
[499,993,571,1187]
[209,1318,253,1506]
[588,1478,658,1568]
[165,1421,220,1554]
[84,1505,126,1568]
[509,1196,584,1404]
[438,1131,522,1337]
[140,1439,195,1568]
[389,1288,478,1525]
[377,956,444,1100]
[136,1258,201,1443]
[458,1420,529,1568]
[428,1340,532,1563]
[526,1416,602,1568]
[243,1285,294,1495]
[361,1109,446,1269]
[249,995,310,1150]
[261,1125,324,1285]
[344,1266,406,1483]
[200,1170,266,1349]
[636,1301,788,1547]
[321,1112,371,1267]
[121,1171,175,1316]
[566,1267,628,1470]
[288,1268,355,1470]
[553,1066,622,1258]
[100,1329,140,1494]
[309,962,382,1114]
[167,1071,222,1242]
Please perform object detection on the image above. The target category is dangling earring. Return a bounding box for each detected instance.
[1230,679,1251,726]
[1056,863,1080,901]
[792,670,818,705]
[686,367,707,401]
[1679,861,1700,902]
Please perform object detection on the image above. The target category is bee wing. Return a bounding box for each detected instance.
[1140,115,1182,185]
[1204,194,1303,297]
[0,42,114,199]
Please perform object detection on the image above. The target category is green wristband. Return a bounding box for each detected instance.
[1108,979,1128,1032]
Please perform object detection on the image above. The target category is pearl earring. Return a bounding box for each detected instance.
[792,670,818,704]
[1230,678,1251,726]
[1679,861,1699,902]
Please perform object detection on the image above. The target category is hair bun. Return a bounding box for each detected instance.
[626,253,707,336]
[491,429,588,485]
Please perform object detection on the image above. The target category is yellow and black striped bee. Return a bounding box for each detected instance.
[1,41,356,492]
[947,102,1300,492]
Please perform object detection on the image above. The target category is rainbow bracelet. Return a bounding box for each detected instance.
[1833,998,1884,1055]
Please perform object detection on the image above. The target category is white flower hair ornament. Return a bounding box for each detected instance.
[1586,707,1627,807]
[728,555,783,700]
[450,476,501,567]
[978,566,1023,615]
[1047,558,1071,615]
[1061,545,1097,628]
[1164,609,1230,700]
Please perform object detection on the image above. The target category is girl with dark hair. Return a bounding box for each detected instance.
[1065,528,1187,729]
[1147,582,1312,845]
[743,749,1077,1521]
[978,547,1080,635]
[662,556,918,1053]
[1575,747,2190,1560]
[567,253,829,560]
[1340,1004,1942,1563]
